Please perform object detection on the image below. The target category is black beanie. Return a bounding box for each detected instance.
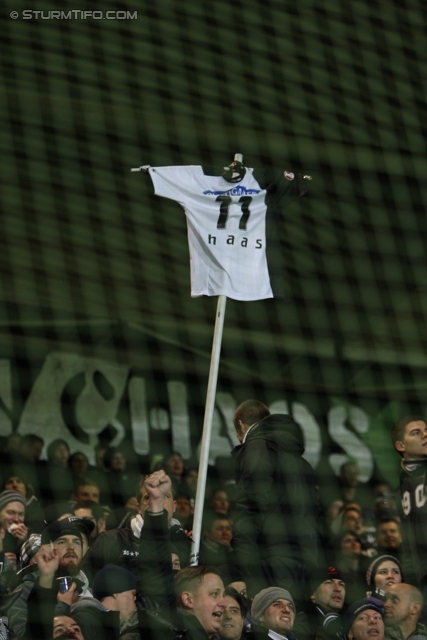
[92,564,137,599]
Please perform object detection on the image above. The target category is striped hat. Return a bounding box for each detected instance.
[0,490,26,511]
[20,534,42,568]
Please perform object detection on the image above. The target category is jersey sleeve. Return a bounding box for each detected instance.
[147,166,197,205]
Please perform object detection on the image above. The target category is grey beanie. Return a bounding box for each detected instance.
[251,587,295,622]
[0,490,26,511]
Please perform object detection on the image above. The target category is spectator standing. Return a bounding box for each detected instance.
[391,416,427,586]
[232,400,319,599]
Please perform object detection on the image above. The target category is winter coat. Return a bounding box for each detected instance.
[231,414,320,593]
[385,621,427,640]
[397,458,427,585]
[293,603,344,640]
[82,518,191,585]
[6,568,91,639]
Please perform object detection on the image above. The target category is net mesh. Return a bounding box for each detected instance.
[1,0,427,478]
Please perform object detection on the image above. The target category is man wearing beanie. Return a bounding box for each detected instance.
[94,565,138,637]
[344,598,385,640]
[7,520,92,640]
[293,565,345,640]
[251,586,296,640]
[66,565,138,640]
[0,489,28,562]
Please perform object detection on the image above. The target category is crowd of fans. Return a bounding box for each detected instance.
[0,430,423,640]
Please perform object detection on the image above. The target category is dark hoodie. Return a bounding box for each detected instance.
[231,414,320,595]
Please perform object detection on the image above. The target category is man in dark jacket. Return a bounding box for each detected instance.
[293,565,346,640]
[82,476,190,584]
[391,416,427,587]
[231,400,320,599]
[137,470,227,640]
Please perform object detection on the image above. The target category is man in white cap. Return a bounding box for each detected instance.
[251,587,296,640]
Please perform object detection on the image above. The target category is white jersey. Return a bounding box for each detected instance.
[147,165,304,301]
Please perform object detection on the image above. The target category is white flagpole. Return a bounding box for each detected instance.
[190,294,227,565]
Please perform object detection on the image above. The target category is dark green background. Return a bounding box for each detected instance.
[1,0,427,481]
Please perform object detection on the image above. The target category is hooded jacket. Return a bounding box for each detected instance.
[231,414,319,586]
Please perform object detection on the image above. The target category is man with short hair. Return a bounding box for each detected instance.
[392,416,427,585]
[19,434,44,464]
[174,565,227,638]
[219,587,247,640]
[250,587,296,640]
[344,599,385,640]
[231,400,319,598]
[138,470,227,640]
[53,615,85,640]
[73,501,106,540]
[201,514,234,568]
[73,478,101,504]
[384,583,427,640]
[376,520,402,558]
[82,476,190,583]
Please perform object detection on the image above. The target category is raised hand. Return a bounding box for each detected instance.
[36,544,59,588]
[143,470,172,514]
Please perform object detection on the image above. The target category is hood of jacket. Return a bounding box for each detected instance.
[243,413,305,456]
